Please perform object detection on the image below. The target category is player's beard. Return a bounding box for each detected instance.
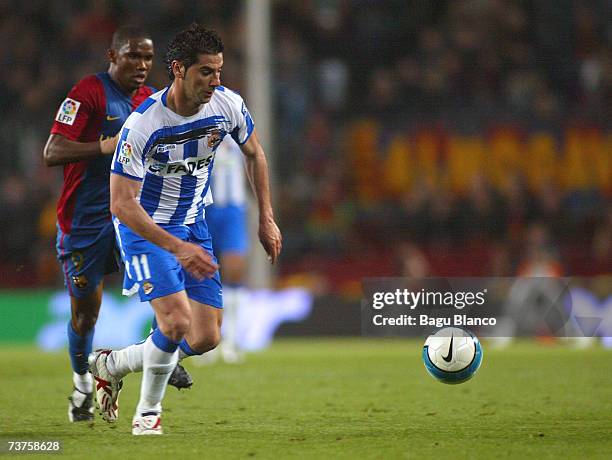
[198,90,212,104]
[186,82,205,105]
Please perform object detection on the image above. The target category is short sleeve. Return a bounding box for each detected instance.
[228,92,255,145]
[50,75,103,141]
[111,124,147,181]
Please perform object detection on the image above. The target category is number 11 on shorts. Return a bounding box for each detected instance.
[130,254,151,281]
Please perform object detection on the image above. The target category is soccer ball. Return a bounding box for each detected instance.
[422,327,483,384]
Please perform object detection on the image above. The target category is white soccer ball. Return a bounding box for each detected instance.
[422,327,483,384]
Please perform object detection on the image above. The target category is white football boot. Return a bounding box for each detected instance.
[132,412,163,435]
[88,350,123,423]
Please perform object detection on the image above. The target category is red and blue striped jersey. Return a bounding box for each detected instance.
[50,73,154,246]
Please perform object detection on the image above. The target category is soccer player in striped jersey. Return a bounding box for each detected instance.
[43,26,155,423]
[88,24,281,435]
[205,136,249,364]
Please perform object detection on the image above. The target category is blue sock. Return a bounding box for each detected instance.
[151,328,180,353]
[67,322,94,374]
[179,338,202,356]
[151,318,196,356]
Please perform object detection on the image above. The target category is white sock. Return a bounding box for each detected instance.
[222,286,243,352]
[108,337,191,380]
[136,334,178,415]
[107,343,145,379]
[72,371,93,394]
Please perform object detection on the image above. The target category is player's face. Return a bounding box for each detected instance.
[183,53,223,105]
[110,38,154,92]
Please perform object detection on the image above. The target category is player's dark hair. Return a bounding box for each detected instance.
[111,25,152,50]
[164,23,224,80]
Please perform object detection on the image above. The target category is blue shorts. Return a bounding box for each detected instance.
[206,204,248,256]
[114,219,223,308]
[56,227,120,299]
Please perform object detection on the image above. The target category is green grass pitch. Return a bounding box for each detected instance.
[0,339,610,459]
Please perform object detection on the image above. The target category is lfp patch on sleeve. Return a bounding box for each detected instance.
[117,140,132,165]
[55,98,81,125]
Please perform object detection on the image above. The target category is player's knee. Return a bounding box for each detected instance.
[175,317,191,337]
[155,302,192,341]
[161,317,191,342]
[72,311,98,335]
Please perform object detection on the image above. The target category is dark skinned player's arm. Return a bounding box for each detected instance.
[43,133,119,167]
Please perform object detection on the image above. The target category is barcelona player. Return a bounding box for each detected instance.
[43,26,189,423]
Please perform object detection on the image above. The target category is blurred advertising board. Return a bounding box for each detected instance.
[0,288,313,351]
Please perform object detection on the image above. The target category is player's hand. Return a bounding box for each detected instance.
[258,215,282,264]
[174,241,219,280]
[100,133,120,155]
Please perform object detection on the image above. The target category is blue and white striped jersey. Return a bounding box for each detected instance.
[110,85,254,225]
[210,136,247,208]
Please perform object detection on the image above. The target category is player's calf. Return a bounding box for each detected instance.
[185,334,221,354]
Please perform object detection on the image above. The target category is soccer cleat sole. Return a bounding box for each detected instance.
[132,428,163,436]
[168,363,193,390]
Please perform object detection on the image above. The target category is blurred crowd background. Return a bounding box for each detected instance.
[0,0,610,295]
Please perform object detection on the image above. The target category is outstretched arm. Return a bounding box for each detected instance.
[110,173,218,279]
[43,133,119,166]
[239,128,282,264]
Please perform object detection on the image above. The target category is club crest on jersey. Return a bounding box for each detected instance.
[207,129,222,149]
[117,141,132,165]
[55,98,81,125]
[143,281,154,295]
[71,274,88,289]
